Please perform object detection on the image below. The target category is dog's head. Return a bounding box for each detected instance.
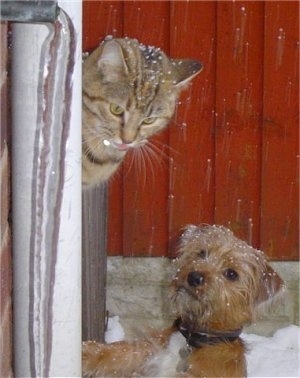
[171,224,284,332]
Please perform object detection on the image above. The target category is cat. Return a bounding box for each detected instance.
[82,37,202,187]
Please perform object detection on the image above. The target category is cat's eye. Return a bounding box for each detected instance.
[110,103,124,116]
[143,117,157,125]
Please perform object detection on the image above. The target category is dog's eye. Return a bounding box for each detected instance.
[198,250,207,259]
[224,268,239,281]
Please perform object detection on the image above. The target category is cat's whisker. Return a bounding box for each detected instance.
[150,139,181,158]
[123,151,135,179]
[139,149,149,188]
[139,145,156,183]
[123,147,155,187]
[143,143,169,170]
[134,149,143,175]
[134,148,149,188]
[146,142,169,163]
[144,147,165,174]
[83,135,104,158]
[124,147,147,184]
[83,133,103,149]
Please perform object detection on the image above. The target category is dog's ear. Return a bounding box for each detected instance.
[255,263,285,305]
[168,225,200,258]
[168,227,188,258]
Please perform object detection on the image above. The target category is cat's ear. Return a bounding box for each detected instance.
[172,59,203,90]
[97,40,128,80]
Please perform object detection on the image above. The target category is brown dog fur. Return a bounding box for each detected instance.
[82,224,284,377]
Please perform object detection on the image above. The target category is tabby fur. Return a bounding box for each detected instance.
[82,37,202,186]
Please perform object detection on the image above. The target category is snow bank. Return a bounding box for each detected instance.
[105,317,299,377]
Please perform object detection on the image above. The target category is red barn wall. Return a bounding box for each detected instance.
[83,1,299,260]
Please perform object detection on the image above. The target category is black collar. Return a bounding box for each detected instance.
[174,318,242,348]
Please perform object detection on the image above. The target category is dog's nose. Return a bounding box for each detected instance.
[187,271,205,287]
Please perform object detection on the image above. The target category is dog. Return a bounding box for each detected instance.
[82,224,284,377]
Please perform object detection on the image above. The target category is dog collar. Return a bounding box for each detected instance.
[174,318,242,348]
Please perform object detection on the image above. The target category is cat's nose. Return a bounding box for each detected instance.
[122,138,134,144]
[122,128,137,144]
[187,271,205,287]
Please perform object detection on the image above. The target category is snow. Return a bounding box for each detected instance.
[104,315,125,343]
[105,317,300,377]
[243,325,300,378]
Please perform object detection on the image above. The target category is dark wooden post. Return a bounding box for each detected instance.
[82,184,108,342]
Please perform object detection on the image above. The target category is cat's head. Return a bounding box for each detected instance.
[83,37,202,154]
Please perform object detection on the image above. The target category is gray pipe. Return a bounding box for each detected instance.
[11,2,82,376]
[0,1,58,22]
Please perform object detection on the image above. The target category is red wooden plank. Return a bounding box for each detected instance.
[214,1,264,247]
[124,0,170,48]
[83,1,124,255]
[168,1,216,254]
[121,1,170,256]
[83,1,123,52]
[261,1,299,259]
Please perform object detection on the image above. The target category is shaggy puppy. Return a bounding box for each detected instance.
[82,224,284,377]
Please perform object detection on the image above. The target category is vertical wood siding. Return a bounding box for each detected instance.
[83,1,299,260]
